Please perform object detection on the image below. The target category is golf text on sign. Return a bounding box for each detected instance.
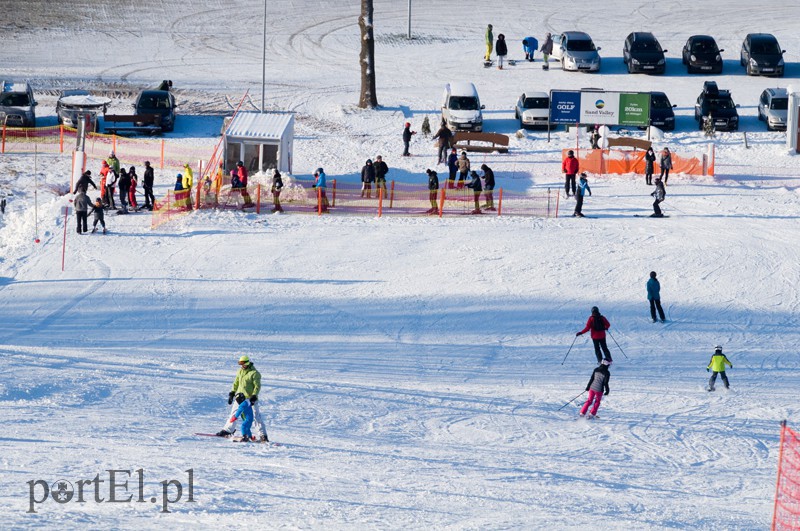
[26,469,195,514]
[549,90,651,126]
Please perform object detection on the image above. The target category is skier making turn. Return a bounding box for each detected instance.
[576,306,613,364]
[706,346,733,391]
[216,355,269,442]
[580,359,611,418]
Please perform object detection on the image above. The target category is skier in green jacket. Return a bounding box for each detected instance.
[216,355,269,441]
[707,346,733,391]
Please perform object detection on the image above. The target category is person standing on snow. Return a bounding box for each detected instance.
[580,360,611,418]
[707,346,733,391]
[447,148,458,189]
[433,120,453,165]
[426,169,439,214]
[271,169,284,213]
[484,24,494,62]
[74,190,90,234]
[651,176,666,217]
[496,33,508,70]
[88,197,107,234]
[312,168,329,212]
[374,155,389,199]
[456,151,470,189]
[562,150,579,197]
[466,170,483,214]
[229,393,255,442]
[107,151,121,178]
[143,161,155,210]
[402,122,416,157]
[73,170,97,194]
[236,161,253,207]
[217,355,269,442]
[117,168,131,213]
[573,172,591,217]
[522,36,538,61]
[577,306,613,364]
[659,147,672,185]
[540,32,554,69]
[361,159,375,198]
[647,271,666,323]
[644,147,656,186]
[481,163,495,210]
[128,166,139,210]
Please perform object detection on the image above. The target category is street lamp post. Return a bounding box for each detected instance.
[261,0,267,112]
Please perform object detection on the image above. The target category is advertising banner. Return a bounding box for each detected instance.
[549,91,581,124]
[619,93,650,126]
[549,90,652,127]
[580,92,620,125]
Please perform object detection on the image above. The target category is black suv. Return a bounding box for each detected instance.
[623,32,667,74]
[682,35,724,74]
[133,90,176,132]
[694,81,739,131]
[740,33,785,77]
[648,92,676,131]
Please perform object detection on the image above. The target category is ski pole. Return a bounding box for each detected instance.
[561,335,579,365]
[607,331,629,359]
[558,390,585,411]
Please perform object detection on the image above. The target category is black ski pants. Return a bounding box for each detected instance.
[574,193,584,215]
[143,185,155,208]
[565,174,576,196]
[709,371,729,389]
[75,211,88,233]
[650,298,665,321]
[653,199,663,217]
[592,338,612,363]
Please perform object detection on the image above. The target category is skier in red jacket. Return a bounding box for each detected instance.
[576,306,612,364]
[562,150,579,197]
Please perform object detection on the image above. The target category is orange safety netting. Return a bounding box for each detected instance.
[562,148,714,176]
[773,422,800,531]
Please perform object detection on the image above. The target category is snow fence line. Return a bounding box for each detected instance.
[151,178,561,229]
[561,147,715,177]
[772,421,800,531]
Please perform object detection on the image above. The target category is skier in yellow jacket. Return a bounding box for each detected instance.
[216,355,269,441]
[707,346,733,391]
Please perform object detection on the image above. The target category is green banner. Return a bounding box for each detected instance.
[619,93,650,126]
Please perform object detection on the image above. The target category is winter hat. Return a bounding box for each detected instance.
[102,161,109,167]
[176,173,182,179]
[366,159,372,164]
[580,172,587,178]
[235,392,246,404]
[591,306,600,315]
[650,271,657,278]
[85,170,92,176]
[239,355,250,363]
[470,171,479,178]
[405,122,410,127]
[568,150,574,156]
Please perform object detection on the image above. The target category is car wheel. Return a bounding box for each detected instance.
[758,109,763,121]
[627,63,632,74]
[698,119,704,131]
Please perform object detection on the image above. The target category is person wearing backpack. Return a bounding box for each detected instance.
[576,306,613,364]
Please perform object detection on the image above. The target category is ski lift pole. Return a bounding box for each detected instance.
[607,330,629,359]
[34,145,40,242]
[561,334,579,365]
[558,390,585,411]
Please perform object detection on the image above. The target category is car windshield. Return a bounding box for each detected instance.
[448,96,478,111]
[752,40,781,55]
[139,95,172,110]
[632,40,661,52]
[708,98,734,110]
[567,39,595,52]
[770,98,788,110]
[651,95,672,109]
[0,93,31,106]
[523,97,549,109]
[692,40,718,53]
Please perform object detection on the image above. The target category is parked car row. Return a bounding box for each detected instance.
[550,30,786,77]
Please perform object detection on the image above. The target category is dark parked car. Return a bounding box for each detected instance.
[682,35,724,74]
[623,32,667,74]
[133,90,176,132]
[740,33,785,77]
[648,92,676,131]
[694,81,739,131]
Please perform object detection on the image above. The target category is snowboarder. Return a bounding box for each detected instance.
[312,168,329,212]
[117,168,131,213]
[484,24,494,62]
[374,155,389,199]
[73,170,97,194]
[432,120,453,165]
[456,151,470,189]
[651,176,666,217]
[496,33,508,70]
[540,33,554,69]
[466,170,483,214]
[74,190,90,234]
[647,271,666,323]
[644,147,656,186]
[562,150,579,197]
[573,172,591,217]
[128,166,138,210]
[707,346,733,391]
[426,168,439,214]
[216,355,269,442]
[481,163,495,210]
[361,159,375,198]
[402,122,416,156]
[576,306,613,364]
[522,36,538,61]
[143,161,155,210]
[659,147,672,185]
[88,197,107,234]
[447,148,458,189]
[229,393,255,442]
[580,360,611,418]
[271,169,284,213]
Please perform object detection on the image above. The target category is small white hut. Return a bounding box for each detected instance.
[223,112,294,175]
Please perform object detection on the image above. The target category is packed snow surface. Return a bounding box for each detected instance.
[1,0,799,528]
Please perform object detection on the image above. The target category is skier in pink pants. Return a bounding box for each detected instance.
[580,359,611,418]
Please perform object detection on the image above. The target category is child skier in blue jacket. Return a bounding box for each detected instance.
[229,393,254,442]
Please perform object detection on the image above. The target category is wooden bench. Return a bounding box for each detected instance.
[606,136,652,151]
[104,114,162,135]
[451,132,510,154]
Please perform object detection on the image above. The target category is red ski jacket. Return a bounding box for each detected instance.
[579,315,610,339]
[562,156,579,175]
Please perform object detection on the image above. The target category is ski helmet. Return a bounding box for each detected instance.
[235,392,246,404]
[714,345,722,352]
[238,355,250,364]
[591,306,599,314]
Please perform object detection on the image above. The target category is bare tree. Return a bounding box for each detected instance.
[358,0,378,108]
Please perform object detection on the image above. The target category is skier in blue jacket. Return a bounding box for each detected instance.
[522,37,538,61]
[229,393,254,442]
[647,271,666,323]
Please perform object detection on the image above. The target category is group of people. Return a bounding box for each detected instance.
[484,26,550,68]
[360,156,389,199]
[425,158,495,215]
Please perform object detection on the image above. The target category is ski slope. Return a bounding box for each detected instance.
[1,0,800,528]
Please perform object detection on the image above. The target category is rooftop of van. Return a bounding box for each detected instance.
[446,82,478,96]
[1,81,30,93]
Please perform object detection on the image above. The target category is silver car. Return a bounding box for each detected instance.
[552,31,602,72]
[514,91,550,128]
[757,88,788,131]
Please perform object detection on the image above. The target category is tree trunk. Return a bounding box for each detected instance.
[358,0,378,109]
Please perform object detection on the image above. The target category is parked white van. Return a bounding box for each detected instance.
[0,81,37,127]
[441,82,484,132]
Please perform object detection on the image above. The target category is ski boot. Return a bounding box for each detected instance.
[215,429,233,438]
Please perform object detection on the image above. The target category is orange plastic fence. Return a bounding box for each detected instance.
[562,148,714,176]
[773,421,800,531]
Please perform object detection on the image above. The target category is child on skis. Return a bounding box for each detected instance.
[707,346,733,391]
[88,197,107,234]
[229,393,254,442]
[580,359,611,418]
